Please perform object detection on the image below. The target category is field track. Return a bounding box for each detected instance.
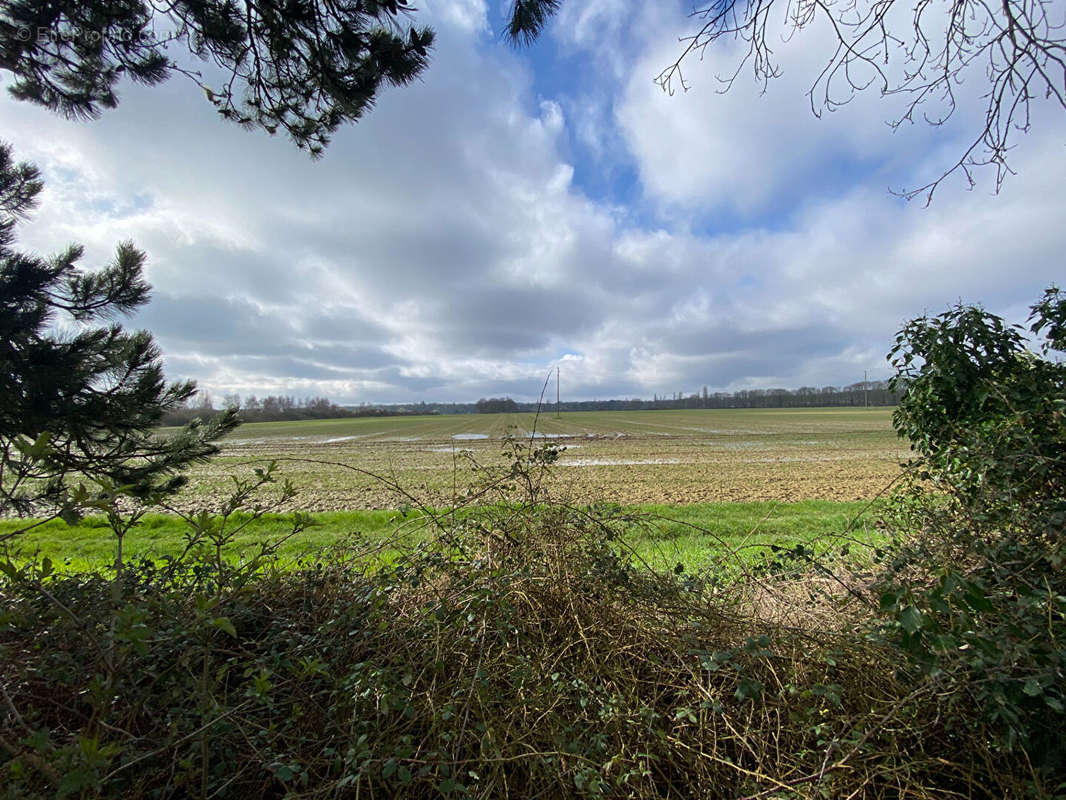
[169,407,908,512]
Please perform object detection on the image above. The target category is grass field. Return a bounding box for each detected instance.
[165,407,908,512]
[1,499,881,573]
[3,408,901,570]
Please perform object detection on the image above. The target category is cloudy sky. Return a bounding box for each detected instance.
[4,0,1064,404]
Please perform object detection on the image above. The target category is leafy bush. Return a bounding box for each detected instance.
[877,287,1066,783]
[889,287,1065,526]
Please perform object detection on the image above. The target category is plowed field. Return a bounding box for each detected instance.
[167,408,908,512]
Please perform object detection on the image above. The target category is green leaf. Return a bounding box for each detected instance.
[14,432,53,459]
[271,763,298,781]
[880,591,901,611]
[57,766,96,799]
[211,616,237,637]
[59,504,83,526]
[1023,678,1043,697]
[963,585,993,612]
[900,605,923,634]
[734,677,763,701]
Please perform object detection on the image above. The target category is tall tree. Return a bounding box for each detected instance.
[0,0,435,155]
[0,142,237,520]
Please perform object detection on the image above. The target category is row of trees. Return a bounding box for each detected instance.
[160,394,434,426]
[402,381,899,415]
[155,381,898,425]
[161,395,345,426]
[475,397,520,414]
[647,381,899,410]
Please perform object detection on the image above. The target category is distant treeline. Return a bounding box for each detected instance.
[160,394,437,426]
[459,380,900,413]
[380,381,899,414]
[475,397,520,414]
[162,381,899,425]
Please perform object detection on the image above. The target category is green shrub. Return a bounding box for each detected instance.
[877,286,1066,784]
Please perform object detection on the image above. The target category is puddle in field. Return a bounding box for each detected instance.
[521,432,570,439]
[560,458,681,467]
[322,435,367,443]
[427,443,581,452]
[700,429,763,435]
[452,433,489,440]
[228,435,312,446]
[748,455,851,463]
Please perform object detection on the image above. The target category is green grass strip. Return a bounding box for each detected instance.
[0,500,883,573]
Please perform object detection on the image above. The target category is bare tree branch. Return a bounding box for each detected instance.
[644,0,1066,201]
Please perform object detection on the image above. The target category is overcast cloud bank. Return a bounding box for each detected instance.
[3,0,1063,404]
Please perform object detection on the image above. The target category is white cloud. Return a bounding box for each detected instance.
[2,0,1063,404]
[427,0,488,33]
[610,2,1021,217]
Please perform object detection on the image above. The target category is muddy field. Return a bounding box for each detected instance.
[168,408,909,512]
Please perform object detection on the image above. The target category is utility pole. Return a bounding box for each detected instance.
[864,370,868,408]
[556,365,560,418]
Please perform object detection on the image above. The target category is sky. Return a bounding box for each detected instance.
[3,0,1064,405]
